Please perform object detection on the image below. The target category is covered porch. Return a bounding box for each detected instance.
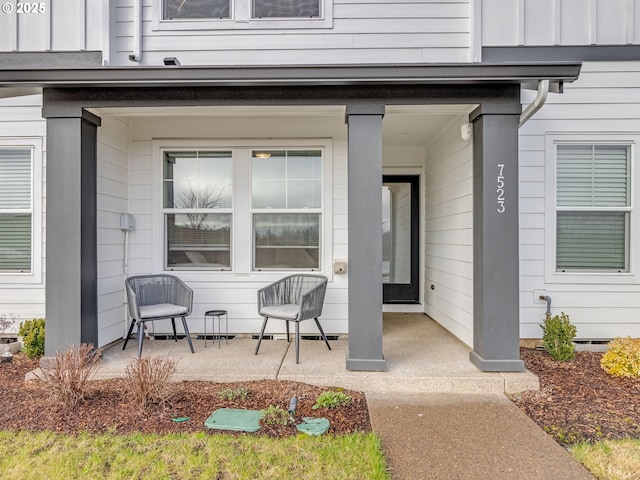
[93,313,538,394]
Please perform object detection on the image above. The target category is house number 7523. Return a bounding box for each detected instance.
[496,164,505,213]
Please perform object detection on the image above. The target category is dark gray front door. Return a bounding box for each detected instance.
[382,175,419,304]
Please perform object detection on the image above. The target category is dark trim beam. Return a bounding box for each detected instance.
[483,45,640,63]
[1,62,581,89]
[45,110,101,356]
[469,103,524,372]
[345,104,386,372]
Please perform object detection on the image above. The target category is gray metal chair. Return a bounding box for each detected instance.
[123,274,195,357]
[255,274,331,364]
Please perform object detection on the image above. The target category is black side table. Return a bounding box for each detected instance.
[204,310,228,348]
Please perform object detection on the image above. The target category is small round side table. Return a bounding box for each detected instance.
[204,310,228,348]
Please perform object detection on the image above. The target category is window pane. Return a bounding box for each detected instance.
[164,0,230,19]
[557,145,630,207]
[166,213,231,269]
[0,214,31,272]
[164,151,232,209]
[253,0,320,18]
[557,211,627,271]
[0,149,31,209]
[252,150,321,208]
[254,213,320,269]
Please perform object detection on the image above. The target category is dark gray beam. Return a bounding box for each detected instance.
[2,62,581,89]
[45,110,101,356]
[469,103,524,372]
[483,45,640,63]
[346,104,386,372]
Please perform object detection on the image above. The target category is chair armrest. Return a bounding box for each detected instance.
[298,281,327,320]
[172,277,194,316]
[257,278,285,310]
[126,286,142,320]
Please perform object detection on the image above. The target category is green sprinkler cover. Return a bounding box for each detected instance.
[204,408,263,432]
[296,417,330,436]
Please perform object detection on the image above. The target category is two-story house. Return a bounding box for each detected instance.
[0,0,638,372]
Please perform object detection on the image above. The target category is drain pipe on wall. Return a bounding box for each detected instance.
[128,0,142,62]
[539,295,553,319]
[519,80,550,127]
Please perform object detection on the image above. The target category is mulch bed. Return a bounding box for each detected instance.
[0,354,370,437]
[512,348,640,445]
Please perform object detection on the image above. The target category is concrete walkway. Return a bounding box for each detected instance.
[87,313,593,479]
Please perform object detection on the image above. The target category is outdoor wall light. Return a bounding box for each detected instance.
[163,57,181,66]
[254,152,272,159]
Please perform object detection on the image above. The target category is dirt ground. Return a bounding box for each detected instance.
[1,348,639,446]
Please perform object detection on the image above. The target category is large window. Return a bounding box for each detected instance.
[162,0,320,19]
[555,144,631,272]
[0,149,32,273]
[253,0,320,18]
[164,0,230,19]
[252,150,322,270]
[163,151,232,270]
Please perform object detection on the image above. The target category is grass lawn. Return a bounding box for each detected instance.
[571,438,640,480]
[0,430,389,480]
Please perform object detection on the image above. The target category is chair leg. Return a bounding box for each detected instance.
[123,318,136,350]
[255,317,269,355]
[137,321,145,358]
[314,318,332,351]
[181,317,194,353]
[286,320,290,343]
[295,321,300,364]
[171,318,178,342]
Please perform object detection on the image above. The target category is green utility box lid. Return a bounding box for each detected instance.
[296,417,330,436]
[204,408,263,432]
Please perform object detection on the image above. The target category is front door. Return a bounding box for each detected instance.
[382,175,419,303]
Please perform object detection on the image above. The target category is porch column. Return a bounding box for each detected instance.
[469,104,524,372]
[345,104,386,371]
[44,109,101,356]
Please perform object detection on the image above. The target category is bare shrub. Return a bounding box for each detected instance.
[124,356,177,409]
[38,343,102,407]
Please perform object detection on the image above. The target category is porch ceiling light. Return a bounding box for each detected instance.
[254,152,271,159]
[163,57,181,66]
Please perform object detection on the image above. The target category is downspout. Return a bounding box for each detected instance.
[128,0,142,62]
[519,80,550,127]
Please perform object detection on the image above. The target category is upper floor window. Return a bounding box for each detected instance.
[555,144,631,273]
[164,0,230,19]
[0,149,32,273]
[253,0,319,18]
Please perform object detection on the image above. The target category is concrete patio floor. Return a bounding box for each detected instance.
[94,313,538,394]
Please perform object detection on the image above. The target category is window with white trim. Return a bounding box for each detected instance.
[555,144,631,273]
[163,151,233,270]
[0,149,32,273]
[251,149,322,270]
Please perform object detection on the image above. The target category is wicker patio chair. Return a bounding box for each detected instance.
[123,274,195,357]
[255,274,331,364]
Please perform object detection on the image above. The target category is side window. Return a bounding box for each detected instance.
[0,149,32,273]
[163,151,233,270]
[251,149,322,270]
[555,144,631,272]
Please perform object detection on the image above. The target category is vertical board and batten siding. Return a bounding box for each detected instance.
[424,118,474,346]
[0,94,45,328]
[96,116,131,347]
[482,0,640,46]
[0,0,104,53]
[110,0,471,66]
[125,113,349,337]
[518,61,640,340]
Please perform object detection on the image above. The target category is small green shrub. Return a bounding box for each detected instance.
[218,387,250,401]
[18,318,45,359]
[260,405,293,426]
[600,337,640,378]
[312,390,353,410]
[541,312,576,362]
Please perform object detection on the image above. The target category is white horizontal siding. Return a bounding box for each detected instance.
[483,0,640,47]
[110,0,471,65]
[518,60,640,340]
[122,113,349,336]
[424,117,474,346]
[96,115,131,347]
[0,94,45,330]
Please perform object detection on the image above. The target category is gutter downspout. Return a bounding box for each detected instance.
[519,79,549,127]
[128,0,142,62]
